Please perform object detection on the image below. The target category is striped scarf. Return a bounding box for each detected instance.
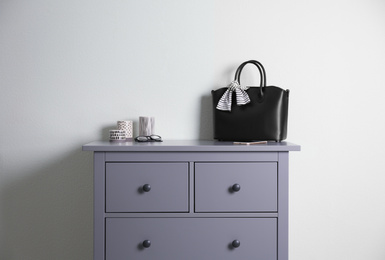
[216,81,251,111]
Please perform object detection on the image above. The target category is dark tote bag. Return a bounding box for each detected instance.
[212,60,289,142]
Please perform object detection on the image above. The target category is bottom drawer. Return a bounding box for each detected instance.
[106,218,277,260]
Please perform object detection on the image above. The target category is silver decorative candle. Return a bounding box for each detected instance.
[139,117,155,136]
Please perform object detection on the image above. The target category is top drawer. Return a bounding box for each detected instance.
[195,163,277,212]
[106,163,189,212]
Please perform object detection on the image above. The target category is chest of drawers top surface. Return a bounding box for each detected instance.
[82,140,300,152]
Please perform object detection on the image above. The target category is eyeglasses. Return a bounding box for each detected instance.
[135,135,163,142]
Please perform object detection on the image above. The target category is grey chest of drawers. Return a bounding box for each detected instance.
[83,140,300,260]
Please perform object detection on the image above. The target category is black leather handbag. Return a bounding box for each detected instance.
[212,60,289,142]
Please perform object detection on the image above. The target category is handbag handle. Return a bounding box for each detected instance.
[234,60,266,97]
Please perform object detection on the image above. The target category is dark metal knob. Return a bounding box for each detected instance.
[142,240,151,248]
[142,184,151,192]
[232,240,240,248]
[232,183,241,192]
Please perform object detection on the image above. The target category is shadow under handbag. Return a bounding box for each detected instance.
[212,60,289,142]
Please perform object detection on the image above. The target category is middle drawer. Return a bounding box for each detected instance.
[106,163,189,212]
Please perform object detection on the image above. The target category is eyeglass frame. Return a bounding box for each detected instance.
[135,135,163,142]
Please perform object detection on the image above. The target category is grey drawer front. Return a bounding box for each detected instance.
[195,163,277,212]
[106,163,188,212]
[106,218,277,260]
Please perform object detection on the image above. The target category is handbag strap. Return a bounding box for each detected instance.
[234,60,266,97]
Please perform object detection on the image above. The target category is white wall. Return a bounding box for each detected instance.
[1,0,385,259]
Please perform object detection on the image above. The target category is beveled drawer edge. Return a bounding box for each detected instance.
[104,212,279,218]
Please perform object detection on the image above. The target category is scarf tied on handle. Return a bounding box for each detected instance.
[216,81,250,111]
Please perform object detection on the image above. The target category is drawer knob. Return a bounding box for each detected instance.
[142,184,151,192]
[142,240,151,248]
[232,240,241,248]
[232,183,241,192]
